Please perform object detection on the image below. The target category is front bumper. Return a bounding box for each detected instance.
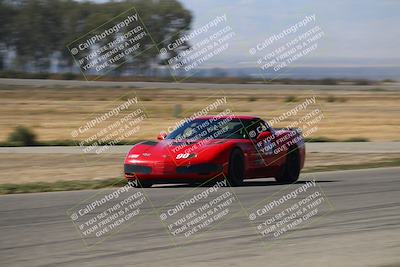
[124,163,224,182]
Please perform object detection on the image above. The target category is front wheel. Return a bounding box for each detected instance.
[275,146,300,184]
[227,148,245,186]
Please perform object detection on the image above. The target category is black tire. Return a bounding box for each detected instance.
[228,148,245,186]
[275,146,300,184]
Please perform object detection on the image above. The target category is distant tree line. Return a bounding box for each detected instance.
[0,0,192,74]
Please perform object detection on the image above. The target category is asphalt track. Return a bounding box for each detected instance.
[1,78,400,91]
[1,167,399,267]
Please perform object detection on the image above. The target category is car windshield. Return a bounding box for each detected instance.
[166,118,248,140]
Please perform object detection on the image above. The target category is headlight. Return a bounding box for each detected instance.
[176,153,197,159]
[128,154,140,159]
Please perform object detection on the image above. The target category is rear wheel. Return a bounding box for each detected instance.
[275,146,300,184]
[228,148,245,186]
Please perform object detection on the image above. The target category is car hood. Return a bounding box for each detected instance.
[126,139,230,161]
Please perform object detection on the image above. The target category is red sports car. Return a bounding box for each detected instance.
[124,115,305,187]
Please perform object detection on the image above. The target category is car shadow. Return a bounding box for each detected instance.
[240,179,337,187]
[151,179,337,188]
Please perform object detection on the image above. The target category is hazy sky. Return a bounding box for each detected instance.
[179,0,399,66]
[92,0,400,67]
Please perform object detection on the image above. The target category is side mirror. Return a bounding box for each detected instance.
[157,132,167,140]
[256,131,272,141]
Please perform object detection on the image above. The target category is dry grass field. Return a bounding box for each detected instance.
[0,83,399,142]
[0,83,399,188]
